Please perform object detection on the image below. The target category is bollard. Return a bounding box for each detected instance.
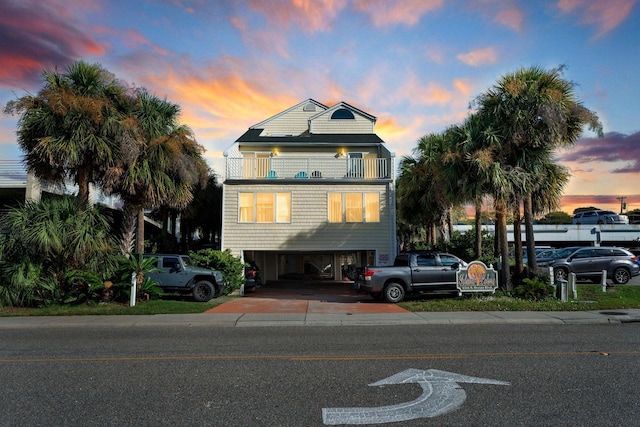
[130,272,137,307]
[601,270,607,292]
[559,279,568,302]
[548,267,554,286]
[569,273,577,299]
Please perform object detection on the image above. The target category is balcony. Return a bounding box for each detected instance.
[226,157,391,180]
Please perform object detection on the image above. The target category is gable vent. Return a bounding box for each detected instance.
[303,102,316,112]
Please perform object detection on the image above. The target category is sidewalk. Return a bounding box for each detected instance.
[1,281,639,328]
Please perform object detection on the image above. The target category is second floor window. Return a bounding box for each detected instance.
[239,192,291,223]
[328,192,380,223]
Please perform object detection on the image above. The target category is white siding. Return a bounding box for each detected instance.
[310,112,374,134]
[258,104,326,136]
[222,182,392,256]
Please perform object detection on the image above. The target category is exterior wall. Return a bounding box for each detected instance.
[310,113,374,134]
[257,103,326,136]
[222,181,395,261]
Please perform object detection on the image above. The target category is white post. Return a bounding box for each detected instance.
[560,279,567,302]
[548,267,554,286]
[130,272,137,307]
[569,273,577,299]
[601,270,607,292]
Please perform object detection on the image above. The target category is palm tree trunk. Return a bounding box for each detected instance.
[523,193,537,277]
[474,201,482,258]
[77,168,91,209]
[512,201,523,285]
[136,207,145,254]
[120,201,138,255]
[495,199,511,290]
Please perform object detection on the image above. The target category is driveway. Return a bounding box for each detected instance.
[206,280,409,314]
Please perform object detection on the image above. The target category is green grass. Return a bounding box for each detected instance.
[0,295,234,317]
[398,285,640,312]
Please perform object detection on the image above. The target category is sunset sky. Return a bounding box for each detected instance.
[1,0,638,215]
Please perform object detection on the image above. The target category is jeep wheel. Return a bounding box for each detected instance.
[193,280,215,302]
[613,268,630,285]
[384,282,405,303]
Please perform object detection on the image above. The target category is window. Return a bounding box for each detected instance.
[331,108,354,119]
[416,254,437,266]
[328,192,380,223]
[238,192,291,223]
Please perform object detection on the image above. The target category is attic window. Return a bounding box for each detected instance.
[331,108,354,119]
[303,102,316,112]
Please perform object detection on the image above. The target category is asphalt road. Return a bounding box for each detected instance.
[1,323,639,426]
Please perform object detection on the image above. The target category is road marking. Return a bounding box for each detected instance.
[322,368,510,425]
[0,350,636,363]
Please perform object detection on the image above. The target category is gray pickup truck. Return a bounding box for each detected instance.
[356,251,466,303]
[144,254,226,302]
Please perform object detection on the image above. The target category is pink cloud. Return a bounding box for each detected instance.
[122,29,170,56]
[469,0,525,33]
[354,0,444,27]
[457,47,499,66]
[0,0,105,89]
[556,0,636,37]
[246,0,347,33]
[557,132,640,173]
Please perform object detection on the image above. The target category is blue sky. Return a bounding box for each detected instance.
[1,0,638,214]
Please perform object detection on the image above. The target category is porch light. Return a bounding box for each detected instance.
[335,149,346,158]
[271,148,279,157]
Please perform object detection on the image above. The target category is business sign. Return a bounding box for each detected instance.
[456,261,498,293]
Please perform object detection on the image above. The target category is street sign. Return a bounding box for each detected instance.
[322,368,510,425]
[457,260,499,293]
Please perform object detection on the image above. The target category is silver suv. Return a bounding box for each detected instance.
[550,247,639,284]
[572,210,629,225]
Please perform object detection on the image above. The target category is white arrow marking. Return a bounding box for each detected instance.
[322,368,510,425]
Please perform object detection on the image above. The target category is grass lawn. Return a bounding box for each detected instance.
[398,285,640,312]
[0,295,234,317]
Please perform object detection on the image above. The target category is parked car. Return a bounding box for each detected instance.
[549,247,639,284]
[536,246,583,267]
[144,254,226,301]
[572,210,629,225]
[355,251,467,303]
[243,261,262,292]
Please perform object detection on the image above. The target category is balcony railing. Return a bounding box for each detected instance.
[226,157,391,180]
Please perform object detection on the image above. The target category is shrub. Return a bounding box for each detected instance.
[189,249,244,293]
[514,277,554,301]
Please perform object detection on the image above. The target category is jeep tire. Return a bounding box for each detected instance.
[193,280,215,302]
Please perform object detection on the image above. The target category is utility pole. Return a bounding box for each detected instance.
[616,196,627,214]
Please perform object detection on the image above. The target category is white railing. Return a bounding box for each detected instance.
[226,157,390,180]
[0,160,27,187]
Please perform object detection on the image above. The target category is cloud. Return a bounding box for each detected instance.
[457,47,499,66]
[557,132,640,173]
[354,0,444,27]
[556,0,636,38]
[246,0,347,33]
[0,0,105,89]
[469,0,525,33]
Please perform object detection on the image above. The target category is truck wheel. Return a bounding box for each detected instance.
[193,280,215,302]
[384,282,405,303]
[613,268,630,285]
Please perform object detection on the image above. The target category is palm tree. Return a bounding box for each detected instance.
[476,66,602,272]
[4,61,129,208]
[103,91,208,256]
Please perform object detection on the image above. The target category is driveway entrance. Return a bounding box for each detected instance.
[206,281,408,314]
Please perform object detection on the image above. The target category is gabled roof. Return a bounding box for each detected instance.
[309,101,377,124]
[249,98,328,130]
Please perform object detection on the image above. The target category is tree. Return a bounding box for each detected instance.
[103,91,208,256]
[476,66,602,274]
[538,211,572,224]
[4,61,129,208]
